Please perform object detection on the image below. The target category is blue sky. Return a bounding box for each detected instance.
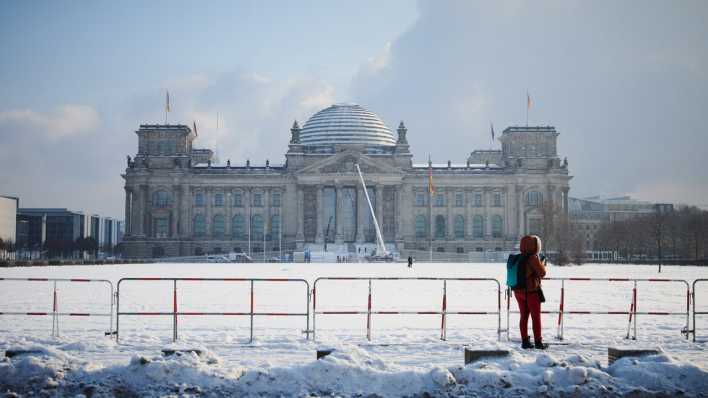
[1,1,707,218]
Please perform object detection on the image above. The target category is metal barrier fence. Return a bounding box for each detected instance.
[116,277,311,343]
[506,278,690,341]
[692,279,708,342]
[0,277,114,337]
[312,277,502,341]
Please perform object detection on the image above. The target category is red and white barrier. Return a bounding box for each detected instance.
[0,277,114,337]
[692,279,708,342]
[116,277,311,343]
[312,277,502,341]
[507,277,690,341]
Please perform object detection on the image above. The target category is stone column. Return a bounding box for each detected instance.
[446,188,453,240]
[483,188,491,239]
[205,187,213,238]
[296,185,304,243]
[516,185,524,237]
[171,185,180,238]
[562,187,570,218]
[124,187,132,236]
[395,185,405,243]
[140,185,148,237]
[375,184,384,241]
[225,188,233,239]
[315,185,324,244]
[356,185,366,242]
[464,189,471,240]
[261,188,274,247]
[245,188,252,254]
[335,184,343,244]
[183,186,192,237]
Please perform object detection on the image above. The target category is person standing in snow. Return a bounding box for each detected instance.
[407,256,413,268]
[513,235,548,349]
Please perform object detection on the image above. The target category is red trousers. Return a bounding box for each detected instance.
[514,290,542,342]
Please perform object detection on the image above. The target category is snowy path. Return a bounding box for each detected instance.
[1,262,707,396]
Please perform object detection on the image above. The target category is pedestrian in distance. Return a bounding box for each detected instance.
[407,256,413,268]
[506,235,548,349]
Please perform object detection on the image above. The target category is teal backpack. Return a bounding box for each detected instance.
[506,254,528,289]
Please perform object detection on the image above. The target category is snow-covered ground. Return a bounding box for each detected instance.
[1,262,707,396]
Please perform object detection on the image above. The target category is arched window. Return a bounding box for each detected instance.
[473,215,484,238]
[435,215,446,239]
[195,192,205,207]
[271,215,280,238]
[526,191,542,207]
[232,215,245,239]
[193,214,206,236]
[212,215,225,237]
[415,215,427,238]
[454,215,465,239]
[251,214,264,241]
[153,190,170,207]
[492,215,503,238]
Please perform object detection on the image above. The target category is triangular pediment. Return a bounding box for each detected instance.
[296,149,402,176]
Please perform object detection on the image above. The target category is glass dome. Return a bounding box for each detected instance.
[299,103,396,146]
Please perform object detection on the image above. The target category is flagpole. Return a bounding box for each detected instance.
[526,92,528,127]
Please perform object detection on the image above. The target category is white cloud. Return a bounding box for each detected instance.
[0,105,99,139]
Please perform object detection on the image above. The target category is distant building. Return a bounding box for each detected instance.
[569,196,674,250]
[122,103,572,258]
[0,195,19,243]
[16,208,123,257]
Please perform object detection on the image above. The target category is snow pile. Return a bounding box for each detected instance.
[2,343,707,397]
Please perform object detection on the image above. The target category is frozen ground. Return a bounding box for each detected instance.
[1,262,707,397]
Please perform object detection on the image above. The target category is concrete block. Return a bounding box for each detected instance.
[317,349,334,359]
[161,349,202,357]
[464,348,509,364]
[608,347,659,365]
[5,349,44,358]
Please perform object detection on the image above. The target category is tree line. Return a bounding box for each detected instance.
[594,205,708,262]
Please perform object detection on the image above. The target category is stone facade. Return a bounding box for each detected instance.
[121,107,572,258]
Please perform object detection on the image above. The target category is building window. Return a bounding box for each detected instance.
[153,190,171,208]
[154,218,169,238]
[212,215,225,237]
[232,215,245,239]
[193,214,206,236]
[415,193,425,207]
[473,215,484,238]
[474,192,482,207]
[194,247,203,256]
[435,215,446,239]
[435,193,445,207]
[415,215,427,238]
[214,193,224,207]
[491,215,503,238]
[456,247,464,254]
[233,192,242,207]
[195,192,205,207]
[251,214,264,240]
[253,193,263,207]
[526,191,542,207]
[475,247,484,252]
[454,215,465,239]
[493,193,502,207]
[271,215,280,238]
[455,192,464,207]
[436,247,445,252]
[272,192,281,207]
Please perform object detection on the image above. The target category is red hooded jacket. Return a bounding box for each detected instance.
[514,235,547,292]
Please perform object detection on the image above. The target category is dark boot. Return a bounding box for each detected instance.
[534,340,549,350]
[521,338,533,349]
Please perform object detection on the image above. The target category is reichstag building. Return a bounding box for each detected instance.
[121,103,571,258]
